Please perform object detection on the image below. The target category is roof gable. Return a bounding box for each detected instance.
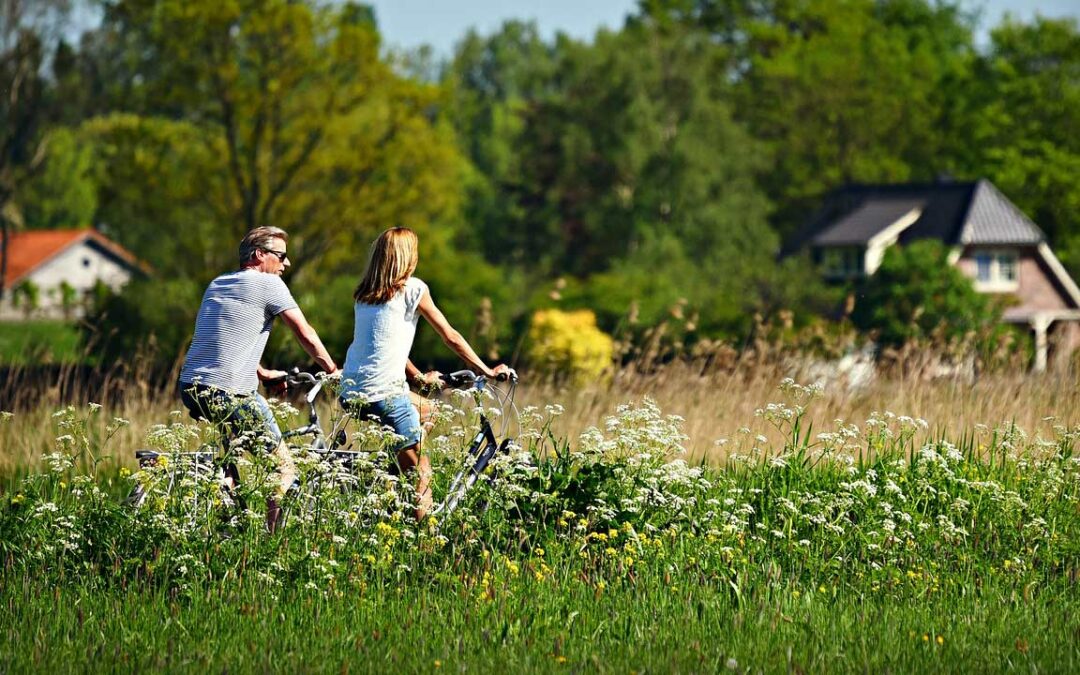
[2,229,149,287]
[958,180,1046,245]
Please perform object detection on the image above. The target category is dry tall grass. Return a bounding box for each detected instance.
[3,359,1079,479]
[519,363,1080,461]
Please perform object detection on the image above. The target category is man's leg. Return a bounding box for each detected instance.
[228,393,290,533]
[179,383,242,492]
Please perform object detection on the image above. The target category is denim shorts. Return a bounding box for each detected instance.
[178,381,282,454]
[340,393,422,452]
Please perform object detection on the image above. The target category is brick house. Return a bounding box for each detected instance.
[1,229,150,320]
[787,179,1080,371]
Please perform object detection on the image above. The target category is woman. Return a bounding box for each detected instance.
[340,227,514,520]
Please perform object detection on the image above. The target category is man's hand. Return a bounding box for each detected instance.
[260,368,290,395]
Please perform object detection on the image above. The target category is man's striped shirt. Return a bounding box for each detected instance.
[179,269,298,394]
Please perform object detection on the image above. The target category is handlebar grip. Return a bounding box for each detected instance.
[288,372,317,386]
[444,370,478,387]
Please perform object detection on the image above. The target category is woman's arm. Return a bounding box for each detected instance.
[417,289,510,379]
[405,359,442,388]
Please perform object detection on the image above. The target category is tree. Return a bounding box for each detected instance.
[637,0,979,238]
[445,21,558,266]
[17,127,97,229]
[91,0,467,283]
[0,0,73,299]
[964,18,1080,277]
[11,279,40,319]
[850,239,999,348]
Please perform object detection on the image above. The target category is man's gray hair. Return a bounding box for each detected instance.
[239,226,288,264]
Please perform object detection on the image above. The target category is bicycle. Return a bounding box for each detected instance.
[126,369,519,527]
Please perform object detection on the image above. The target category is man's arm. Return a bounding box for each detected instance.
[279,307,338,373]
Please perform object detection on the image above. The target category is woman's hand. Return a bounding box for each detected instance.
[489,364,517,381]
[413,370,445,390]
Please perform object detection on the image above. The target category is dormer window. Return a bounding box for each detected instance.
[973,249,1019,291]
[820,247,864,280]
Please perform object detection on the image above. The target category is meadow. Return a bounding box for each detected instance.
[2,369,1080,673]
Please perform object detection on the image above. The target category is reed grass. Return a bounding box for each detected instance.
[3,362,1080,478]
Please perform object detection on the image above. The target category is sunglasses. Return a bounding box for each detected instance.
[260,248,289,261]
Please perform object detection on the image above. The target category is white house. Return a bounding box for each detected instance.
[1,229,150,320]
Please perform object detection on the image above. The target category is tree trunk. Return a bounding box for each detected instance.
[0,217,8,301]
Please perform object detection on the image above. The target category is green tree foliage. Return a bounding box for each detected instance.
[446,21,558,264]
[81,114,233,277]
[11,280,40,319]
[639,0,978,237]
[965,18,1080,276]
[17,127,98,230]
[449,19,775,334]
[851,240,999,347]
[0,0,73,298]
[87,0,467,283]
[86,278,202,369]
[16,0,1080,370]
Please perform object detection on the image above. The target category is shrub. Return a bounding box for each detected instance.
[851,239,1001,348]
[525,308,614,382]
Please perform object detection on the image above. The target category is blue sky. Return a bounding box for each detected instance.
[367,0,1080,55]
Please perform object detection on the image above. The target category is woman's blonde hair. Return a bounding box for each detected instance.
[354,227,419,304]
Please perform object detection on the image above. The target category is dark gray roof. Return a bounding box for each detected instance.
[959,180,1045,244]
[811,198,924,246]
[785,179,1046,256]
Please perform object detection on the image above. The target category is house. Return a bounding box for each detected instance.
[787,179,1080,371]
[0,228,150,321]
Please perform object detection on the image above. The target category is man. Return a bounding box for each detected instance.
[178,226,338,532]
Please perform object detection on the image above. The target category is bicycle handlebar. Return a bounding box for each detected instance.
[286,369,317,387]
[442,369,518,388]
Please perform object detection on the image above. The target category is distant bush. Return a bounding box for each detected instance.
[851,240,1001,348]
[83,278,202,373]
[525,308,614,382]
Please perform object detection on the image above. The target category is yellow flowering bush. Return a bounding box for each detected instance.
[525,309,614,382]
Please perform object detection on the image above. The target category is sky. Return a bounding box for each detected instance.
[367,0,1080,56]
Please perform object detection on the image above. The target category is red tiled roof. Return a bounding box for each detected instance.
[2,229,150,287]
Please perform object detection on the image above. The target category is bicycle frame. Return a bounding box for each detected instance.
[129,368,518,526]
[430,371,518,520]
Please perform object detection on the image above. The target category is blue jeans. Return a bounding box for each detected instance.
[340,393,422,452]
[178,381,282,454]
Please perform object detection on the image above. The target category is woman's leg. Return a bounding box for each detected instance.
[395,444,433,521]
[409,391,437,438]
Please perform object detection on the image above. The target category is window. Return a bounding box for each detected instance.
[971,248,1019,290]
[975,253,992,282]
[821,247,863,279]
[997,252,1017,282]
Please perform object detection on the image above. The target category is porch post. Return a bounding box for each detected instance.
[1032,315,1050,373]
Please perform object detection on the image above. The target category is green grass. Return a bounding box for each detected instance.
[1,573,1077,672]
[0,319,84,365]
[2,393,1080,672]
